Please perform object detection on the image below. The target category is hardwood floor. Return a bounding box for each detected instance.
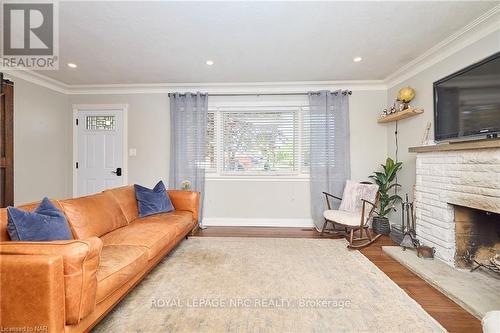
[194,226,481,333]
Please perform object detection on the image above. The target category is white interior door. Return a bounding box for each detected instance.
[76,109,125,196]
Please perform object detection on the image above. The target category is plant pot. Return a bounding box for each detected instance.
[389,224,404,244]
[372,216,391,235]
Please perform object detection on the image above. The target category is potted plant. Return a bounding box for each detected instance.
[369,157,402,235]
[181,180,192,190]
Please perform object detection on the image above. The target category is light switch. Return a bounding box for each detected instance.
[129,148,137,157]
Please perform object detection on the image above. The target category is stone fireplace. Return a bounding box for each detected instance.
[411,142,500,267]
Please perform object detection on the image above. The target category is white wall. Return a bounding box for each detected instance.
[69,94,170,188]
[350,91,388,181]
[386,29,500,224]
[68,89,387,226]
[6,76,71,204]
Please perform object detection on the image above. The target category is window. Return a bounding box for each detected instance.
[207,106,310,176]
[86,115,115,131]
[206,111,216,171]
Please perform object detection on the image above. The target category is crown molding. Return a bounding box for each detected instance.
[384,4,500,89]
[3,70,386,94]
[64,80,387,95]
[2,69,69,94]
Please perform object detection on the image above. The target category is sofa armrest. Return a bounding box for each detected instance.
[1,254,65,333]
[167,190,201,223]
[0,237,103,325]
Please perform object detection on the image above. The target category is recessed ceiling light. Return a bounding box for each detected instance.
[67,63,77,68]
[206,60,214,66]
[353,57,362,63]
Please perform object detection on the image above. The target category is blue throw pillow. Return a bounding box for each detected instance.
[7,197,73,241]
[134,181,174,218]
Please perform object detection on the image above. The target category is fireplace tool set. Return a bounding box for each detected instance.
[400,194,418,248]
[399,194,435,259]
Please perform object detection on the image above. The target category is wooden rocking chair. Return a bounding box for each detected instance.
[320,181,381,249]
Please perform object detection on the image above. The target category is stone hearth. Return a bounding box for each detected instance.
[414,146,500,266]
[383,246,500,319]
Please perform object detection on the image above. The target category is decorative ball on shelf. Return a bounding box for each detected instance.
[398,86,416,103]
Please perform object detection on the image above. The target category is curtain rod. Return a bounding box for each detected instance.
[167,90,352,97]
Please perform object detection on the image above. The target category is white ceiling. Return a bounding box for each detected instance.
[39,1,498,85]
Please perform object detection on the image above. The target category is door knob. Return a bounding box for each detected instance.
[112,168,122,176]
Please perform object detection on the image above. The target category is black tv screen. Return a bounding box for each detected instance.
[434,51,500,141]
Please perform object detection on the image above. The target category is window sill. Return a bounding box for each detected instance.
[205,174,310,182]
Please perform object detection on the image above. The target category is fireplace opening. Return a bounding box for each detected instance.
[454,205,500,268]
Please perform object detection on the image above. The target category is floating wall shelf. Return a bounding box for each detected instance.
[377,108,424,123]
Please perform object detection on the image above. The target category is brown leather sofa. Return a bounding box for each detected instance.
[0,186,200,333]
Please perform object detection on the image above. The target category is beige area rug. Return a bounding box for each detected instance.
[92,237,446,333]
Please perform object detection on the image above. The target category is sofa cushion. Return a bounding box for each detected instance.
[323,209,363,226]
[105,186,139,223]
[134,181,174,218]
[58,192,128,239]
[7,197,72,241]
[134,211,195,238]
[96,245,148,303]
[100,222,177,260]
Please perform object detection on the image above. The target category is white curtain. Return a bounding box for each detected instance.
[169,92,208,226]
[308,90,351,231]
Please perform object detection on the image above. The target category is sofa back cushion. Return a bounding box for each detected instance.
[104,186,139,223]
[58,192,128,239]
[1,209,10,241]
[0,200,65,241]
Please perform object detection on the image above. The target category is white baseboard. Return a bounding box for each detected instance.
[202,217,314,228]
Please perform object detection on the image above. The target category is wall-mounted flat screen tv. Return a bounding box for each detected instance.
[434,51,500,141]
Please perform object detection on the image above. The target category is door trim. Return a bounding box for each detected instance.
[0,79,14,207]
[72,104,128,198]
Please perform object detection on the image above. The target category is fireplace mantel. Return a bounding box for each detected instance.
[409,138,500,153]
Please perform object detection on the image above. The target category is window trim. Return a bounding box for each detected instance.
[206,104,310,179]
